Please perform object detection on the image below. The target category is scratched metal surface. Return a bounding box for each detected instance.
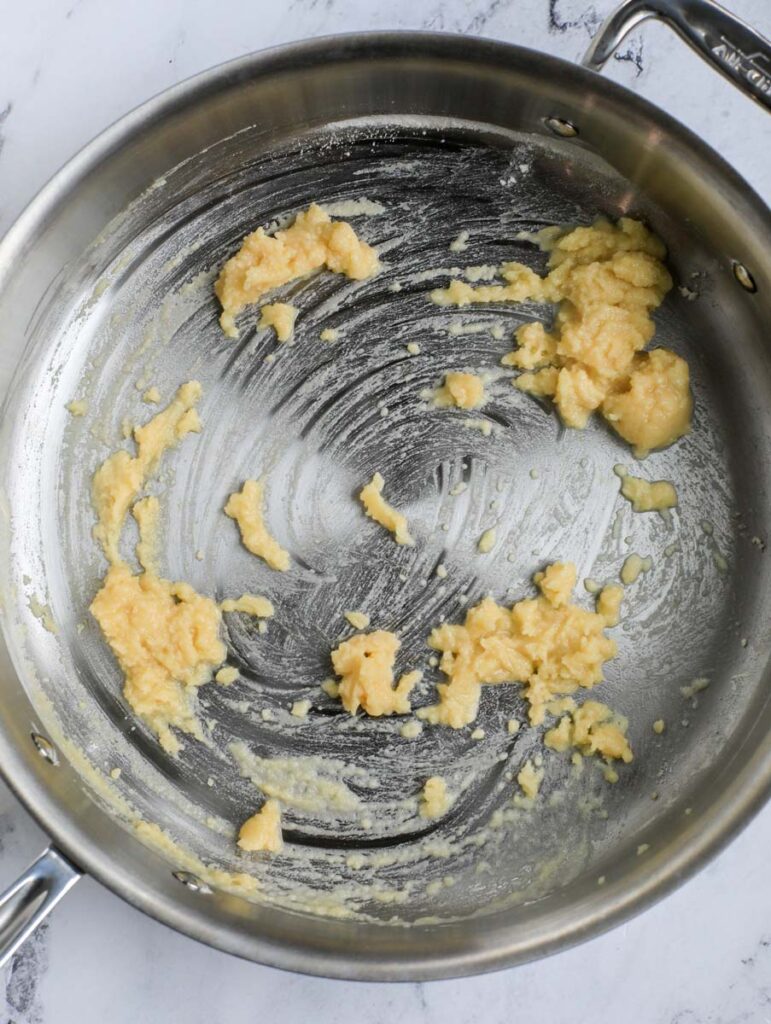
[3,116,771,924]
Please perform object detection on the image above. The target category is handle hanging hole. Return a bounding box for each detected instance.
[173,870,212,894]
[732,261,757,293]
[544,116,579,138]
[30,733,58,766]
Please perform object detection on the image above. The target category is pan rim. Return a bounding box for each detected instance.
[0,30,769,980]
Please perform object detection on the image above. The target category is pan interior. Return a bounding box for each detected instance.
[3,116,771,926]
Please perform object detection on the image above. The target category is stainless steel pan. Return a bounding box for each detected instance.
[0,0,769,982]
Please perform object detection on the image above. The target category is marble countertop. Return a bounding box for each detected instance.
[1,1,770,1021]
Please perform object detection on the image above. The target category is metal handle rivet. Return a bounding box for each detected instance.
[172,871,212,894]
[732,261,757,293]
[30,733,58,766]
[544,116,579,138]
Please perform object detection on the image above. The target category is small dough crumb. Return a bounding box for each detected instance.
[507,718,520,734]
[225,479,290,571]
[418,563,618,729]
[433,371,485,410]
[400,719,423,739]
[344,610,371,630]
[321,678,340,699]
[237,799,283,853]
[215,203,379,337]
[291,698,311,718]
[259,302,298,342]
[406,342,420,355]
[545,700,633,763]
[109,767,122,780]
[680,677,709,699]
[462,418,493,437]
[359,472,414,546]
[621,553,652,585]
[90,563,225,753]
[614,465,678,512]
[66,399,87,417]
[449,230,469,253]
[320,327,339,342]
[142,387,161,404]
[420,776,451,818]
[653,718,666,734]
[331,630,421,716]
[221,593,275,618]
[435,563,448,579]
[517,759,544,799]
[215,666,239,685]
[470,727,485,740]
[477,527,497,553]
[596,584,624,627]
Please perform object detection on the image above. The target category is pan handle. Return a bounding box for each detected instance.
[583,0,771,112]
[0,846,81,968]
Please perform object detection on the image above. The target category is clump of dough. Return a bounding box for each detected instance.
[433,218,691,455]
[92,381,202,564]
[502,322,557,371]
[602,349,692,458]
[258,302,298,342]
[621,553,652,585]
[545,700,633,763]
[433,371,485,410]
[417,562,617,729]
[225,479,290,571]
[237,799,283,853]
[89,383,229,754]
[420,776,451,818]
[90,563,226,754]
[614,465,678,512]
[331,630,421,716]
[215,203,379,338]
[359,472,414,546]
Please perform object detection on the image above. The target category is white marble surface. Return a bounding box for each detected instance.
[0,1,770,1020]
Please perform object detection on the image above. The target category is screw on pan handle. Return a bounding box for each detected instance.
[0,847,81,969]
[583,0,771,112]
